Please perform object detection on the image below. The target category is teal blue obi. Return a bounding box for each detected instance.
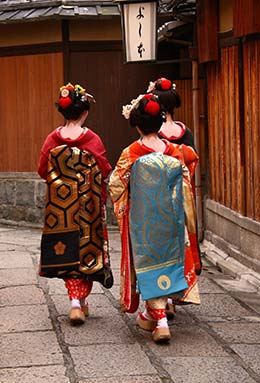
[129,153,188,300]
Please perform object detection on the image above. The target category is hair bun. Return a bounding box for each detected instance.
[155,78,172,91]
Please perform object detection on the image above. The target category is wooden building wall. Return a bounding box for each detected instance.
[67,47,193,166]
[207,43,260,222]
[0,47,196,172]
[0,53,63,172]
[174,79,205,175]
[0,20,203,175]
[243,39,260,221]
[234,0,260,37]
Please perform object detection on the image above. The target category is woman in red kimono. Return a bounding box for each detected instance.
[38,83,112,326]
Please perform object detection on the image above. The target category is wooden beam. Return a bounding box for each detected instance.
[196,0,218,63]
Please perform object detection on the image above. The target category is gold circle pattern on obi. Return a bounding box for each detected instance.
[157,275,171,290]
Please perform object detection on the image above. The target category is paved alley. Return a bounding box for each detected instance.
[0,225,260,383]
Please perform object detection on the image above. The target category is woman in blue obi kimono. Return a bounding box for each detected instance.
[147,77,202,319]
[109,94,200,344]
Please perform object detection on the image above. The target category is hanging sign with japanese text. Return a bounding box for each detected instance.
[122,1,157,63]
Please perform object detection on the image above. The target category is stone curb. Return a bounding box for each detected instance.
[0,219,119,231]
[201,239,260,293]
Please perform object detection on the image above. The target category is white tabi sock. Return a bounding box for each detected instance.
[157,317,168,328]
[71,299,81,309]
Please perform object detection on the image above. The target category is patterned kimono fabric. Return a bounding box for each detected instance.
[178,144,202,274]
[40,145,113,300]
[159,126,202,274]
[109,141,200,316]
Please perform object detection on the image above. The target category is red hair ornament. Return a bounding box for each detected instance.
[157,78,172,91]
[59,96,72,109]
[143,95,160,116]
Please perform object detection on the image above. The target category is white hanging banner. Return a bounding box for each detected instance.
[123,1,157,62]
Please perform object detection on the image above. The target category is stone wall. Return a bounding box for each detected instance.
[1,173,260,275]
[204,198,260,274]
[0,172,117,228]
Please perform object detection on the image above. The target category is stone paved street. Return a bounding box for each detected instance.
[0,225,260,383]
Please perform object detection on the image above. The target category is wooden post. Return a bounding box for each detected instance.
[190,47,203,241]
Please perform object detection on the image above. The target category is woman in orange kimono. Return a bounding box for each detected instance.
[109,94,200,343]
[147,77,202,318]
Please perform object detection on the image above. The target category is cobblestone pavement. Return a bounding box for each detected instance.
[0,225,260,383]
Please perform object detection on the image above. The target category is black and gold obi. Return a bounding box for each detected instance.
[39,145,113,288]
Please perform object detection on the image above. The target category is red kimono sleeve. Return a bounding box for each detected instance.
[37,135,56,180]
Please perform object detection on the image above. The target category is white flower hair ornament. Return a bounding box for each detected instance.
[122,94,145,120]
[146,81,156,93]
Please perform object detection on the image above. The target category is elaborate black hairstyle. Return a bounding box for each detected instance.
[148,77,181,118]
[123,94,166,135]
[57,83,95,120]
